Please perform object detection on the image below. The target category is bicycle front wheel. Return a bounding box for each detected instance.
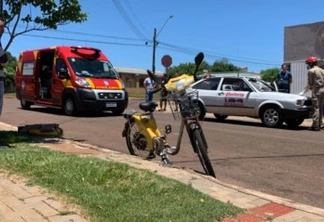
[192,129,216,178]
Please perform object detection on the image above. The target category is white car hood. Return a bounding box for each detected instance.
[257,92,308,100]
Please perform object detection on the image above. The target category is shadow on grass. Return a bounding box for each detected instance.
[0,130,66,148]
[0,131,32,146]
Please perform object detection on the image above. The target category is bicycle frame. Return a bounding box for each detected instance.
[122,52,216,177]
[129,112,161,151]
[170,108,208,155]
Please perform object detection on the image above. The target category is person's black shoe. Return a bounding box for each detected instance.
[310,127,321,131]
[146,151,156,159]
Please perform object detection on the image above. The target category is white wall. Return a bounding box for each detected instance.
[289,61,310,96]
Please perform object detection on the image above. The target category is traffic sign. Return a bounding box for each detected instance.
[161,55,172,68]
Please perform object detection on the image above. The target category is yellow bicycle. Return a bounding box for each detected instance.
[122,52,215,177]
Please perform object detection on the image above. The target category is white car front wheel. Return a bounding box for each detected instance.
[261,106,283,128]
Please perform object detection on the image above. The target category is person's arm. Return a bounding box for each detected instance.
[143,79,147,91]
[308,71,313,90]
[288,73,292,84]
[0,46,8,67]
[299,71,312,95]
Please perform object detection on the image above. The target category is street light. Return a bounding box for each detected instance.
[152,15,174,74]
[157,15,174,37]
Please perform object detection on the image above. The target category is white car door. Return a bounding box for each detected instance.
[191,78,221,113]
[215,78,256,116]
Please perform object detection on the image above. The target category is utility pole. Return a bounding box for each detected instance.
[152,28,157,74]
[151,15,173,75]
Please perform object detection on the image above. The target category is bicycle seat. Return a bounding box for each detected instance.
[139,101,158,112]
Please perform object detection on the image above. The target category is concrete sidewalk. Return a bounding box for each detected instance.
[1,122,324,222]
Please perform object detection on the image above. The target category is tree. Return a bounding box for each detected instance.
[260,67,280,83]
[167,58,243,78]
[167,61,209,77]
[4,51,17,92]
[211,58,241,72]
[1,0,87,51]
[167,62,194,77]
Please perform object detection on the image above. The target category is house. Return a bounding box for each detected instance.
[115,67,164,94]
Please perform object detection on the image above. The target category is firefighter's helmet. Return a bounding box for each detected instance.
[305,56,318,64]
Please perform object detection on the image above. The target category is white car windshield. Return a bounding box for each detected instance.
[248,78,275,92]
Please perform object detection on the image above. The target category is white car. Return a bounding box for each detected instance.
[189,76,312,128]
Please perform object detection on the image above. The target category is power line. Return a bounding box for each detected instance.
[112,0,148,40]
[15,33,149,47]
[4,26,280,66]
[123,0,149,37]
[9,23,280,65]
[159,42,281,66]
[9,24,147,42]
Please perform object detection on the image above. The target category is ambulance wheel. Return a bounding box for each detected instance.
[63,96,77,116]
[21,100,32,109]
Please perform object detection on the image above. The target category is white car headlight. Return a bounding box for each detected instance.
[296,99,305,106]
[75,77,91,88]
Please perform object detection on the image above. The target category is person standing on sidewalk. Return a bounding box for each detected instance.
[143,76,156,102]
[300,56,324,131]
[158,73,168,111]
[0,18,8,119]
[277,63,292,93]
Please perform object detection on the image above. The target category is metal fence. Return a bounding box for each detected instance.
[289,60,310,96]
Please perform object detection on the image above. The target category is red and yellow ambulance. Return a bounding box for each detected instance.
[15,46,128,116]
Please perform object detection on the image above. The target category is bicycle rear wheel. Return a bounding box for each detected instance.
[125,121,151,158]
[192,129,216,177]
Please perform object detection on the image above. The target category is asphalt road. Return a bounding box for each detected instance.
[2,96,324,209]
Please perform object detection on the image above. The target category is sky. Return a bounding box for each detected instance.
[2,0,324,73]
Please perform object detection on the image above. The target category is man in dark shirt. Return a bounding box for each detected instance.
[158,73,168,111]
[277,63,292,93]
[0,18,8,118]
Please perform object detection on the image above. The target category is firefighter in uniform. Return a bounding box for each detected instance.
[300,56,324,131]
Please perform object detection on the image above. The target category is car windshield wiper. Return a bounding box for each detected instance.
[76,71,93,77]
[92,74,117,79]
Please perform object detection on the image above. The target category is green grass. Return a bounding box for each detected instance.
[129,93,160,99]
[0,131,243,222]
[129,93,145,98]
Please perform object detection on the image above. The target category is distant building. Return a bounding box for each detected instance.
[284,20,324,95]
[115,67,163,93]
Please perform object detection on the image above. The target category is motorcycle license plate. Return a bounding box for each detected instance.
[106,102,117,107]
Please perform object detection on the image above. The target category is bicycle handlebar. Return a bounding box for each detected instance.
[146,52,204,91]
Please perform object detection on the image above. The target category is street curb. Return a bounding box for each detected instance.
[1,121,324,220]
[79,141,324,217]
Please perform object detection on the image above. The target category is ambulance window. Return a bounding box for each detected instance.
[56,58,67,74]
[22,62,34,76]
